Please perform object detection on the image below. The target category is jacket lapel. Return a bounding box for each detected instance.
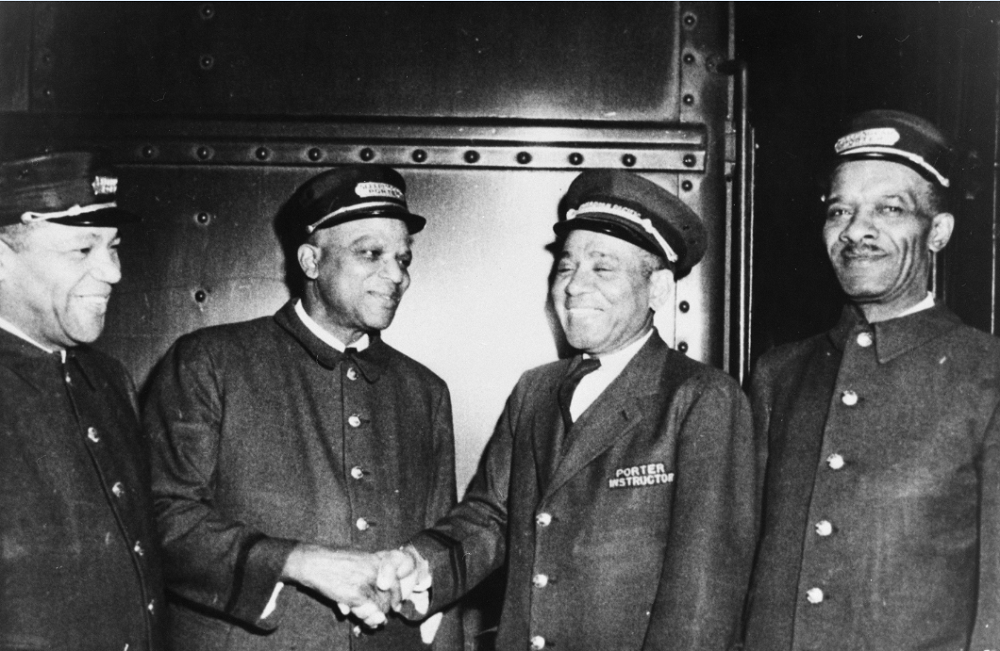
[532,361,571,489]
[541,334,667,501]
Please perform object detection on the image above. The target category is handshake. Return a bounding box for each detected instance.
[282,543,431,628]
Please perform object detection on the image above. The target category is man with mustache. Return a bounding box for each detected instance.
[0,152,166,650]
[144,166,461,651]
[743,111,1000,650]
[378,170,758,650]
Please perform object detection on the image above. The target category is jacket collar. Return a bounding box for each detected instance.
[0,328,98,391]
[828,301,963,364]
[273,300,388,382]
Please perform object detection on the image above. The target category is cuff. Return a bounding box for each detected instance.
[226,535,299,629]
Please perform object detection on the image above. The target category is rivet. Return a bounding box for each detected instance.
[683,154,696,168]
[40,51,53,65]
[307,147,323,162]
[199,54,214,70]
[516,151,532,165]
[194,289,207,303]
[195,212,211,225]
[255,146,270,160]
[464,150,480,164]
[196,146,212,160]
[679,301,690,313]
[412,149,428,163]
[621,153,637,167]
[681,180,694,191]
[683,13,697,27]
[683,94,695,105]
[199,3,214,19]
[43,88,53,98]
[678,342,689,353]
[568,152,584,166]
[141,145,156,159]
[359,147,375,162]
[683,52,696,64]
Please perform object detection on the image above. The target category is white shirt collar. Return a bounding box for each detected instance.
[895,292,936,319]
[294,299,370,353]
[0,313,63,359]
[571,328,654,420]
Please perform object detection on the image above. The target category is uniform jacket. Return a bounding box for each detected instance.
[144,301,462,651]
[411,332,758,651]
[744,303,1000,651]
[0,329,166,651]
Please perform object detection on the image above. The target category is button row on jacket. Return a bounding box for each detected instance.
[530,635,547,649]
[806,587,824,604]
[857,331,873,347]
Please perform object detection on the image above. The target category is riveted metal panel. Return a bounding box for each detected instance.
[31,2,681,121]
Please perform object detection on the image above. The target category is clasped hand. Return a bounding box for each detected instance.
[283,544,427,628]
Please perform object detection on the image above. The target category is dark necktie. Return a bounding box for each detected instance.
[557,357,602,432]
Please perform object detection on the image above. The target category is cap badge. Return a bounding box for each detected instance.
[91,176,118,196]
[834,128,901,154]
[354,182,404,201]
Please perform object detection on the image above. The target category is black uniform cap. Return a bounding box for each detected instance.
[554,170,707,279]
[0,151,137,228]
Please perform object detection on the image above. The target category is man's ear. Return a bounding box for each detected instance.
[928,213,954,253]
[297,242,321,280]
[648,268,675,312]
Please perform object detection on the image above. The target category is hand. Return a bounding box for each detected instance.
[374,546,431,617]
[282,544,389,626]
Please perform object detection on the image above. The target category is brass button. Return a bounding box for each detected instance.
[133,541,144,556]
[356,517,369,531]
[841,390,859,406]
[352,625,363,637]
[147,599,155,613]
[346,367,358,381]
[350,466,364,480]
[530,636,547,650]
[112,482,125,498]
[87,427,100,443]
[348,415,362,428]
[535,512,552,527]
[64,373,72,384]
[532,574,549,588]
[806,587,824,604]
[827,453,845,470]
[857,332,873,347]
[815,520,833,537]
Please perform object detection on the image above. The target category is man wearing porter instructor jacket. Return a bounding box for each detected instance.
[380,169,758,651]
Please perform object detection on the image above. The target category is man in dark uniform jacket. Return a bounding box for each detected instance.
[379,170,758,651]
[144,165,461,651]
[744,111,1000,650]
[0,152,166,651]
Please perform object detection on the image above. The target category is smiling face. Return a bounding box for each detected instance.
[298,217,413,344]
[823,159,954,321]
[551,229,672,357]
[0,222,122,349]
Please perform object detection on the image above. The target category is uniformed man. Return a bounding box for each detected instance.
[143,165,462,651]
[377,170,758,650]
[0,151,166,650]
[744,110,1000,650]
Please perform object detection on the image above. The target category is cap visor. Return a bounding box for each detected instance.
[49,206,141,227]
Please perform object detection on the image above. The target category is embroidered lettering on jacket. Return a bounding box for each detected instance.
[608,463,674,489]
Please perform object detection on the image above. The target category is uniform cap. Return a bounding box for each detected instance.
[0,151,137,228]
[833,110,953,188]
[554,170,707,278]
[290,165,425,239]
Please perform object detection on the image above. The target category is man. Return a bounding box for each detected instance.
[744,110,1000,650]
[383,170,758,650]
[0,151,166,650]
[144,165,461,651]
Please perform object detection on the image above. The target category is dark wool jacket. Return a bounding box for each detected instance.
[144,301,461,651]
[744,304,1000,651]
[411,332,759,651]
[0,329,166,651]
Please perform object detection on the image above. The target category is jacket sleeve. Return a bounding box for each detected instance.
[424,386,465,651]
[642,375,759,651]
[144,336,298,630]
[970,399,1000,648]
[409,380,523,611]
